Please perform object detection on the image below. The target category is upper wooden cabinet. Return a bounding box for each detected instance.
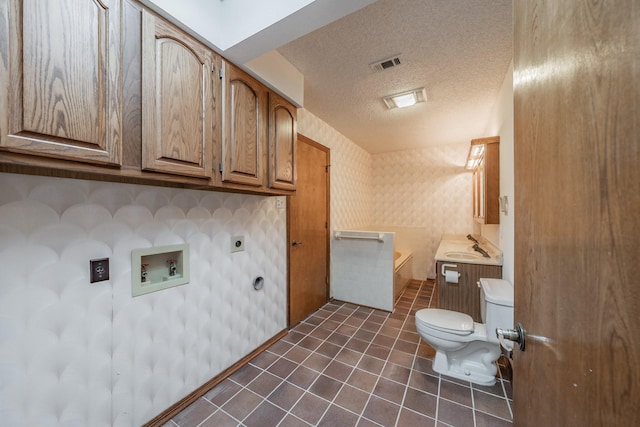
[268,92,297,191]
[0,0,296,195]
[0,0,122,166]
[141,10,217,179]
[468,136,500,224]
[219,61,267,187]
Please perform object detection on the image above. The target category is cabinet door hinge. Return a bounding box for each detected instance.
[218,68,224,79]
[325,164,330,173]
[219,162,223,173]
[211,63,216,73]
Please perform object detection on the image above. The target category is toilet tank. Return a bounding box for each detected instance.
[479,278,514,344]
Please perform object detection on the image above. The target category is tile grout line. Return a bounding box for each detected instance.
[269,301,383,426]
[392,279,428,427]
[272,302,355,427]
[435,374,442,424]
[312,303,390,426]
[501,369,514,419]
[194,305,343,427]
[350,280,431,426]
[232,302,350,425]
[186,279,512,426]
[278,303,373,425]
[423,280,443,425]
[197,385,251,427]
[281,288,421,425]
[471,381,478,427]
[305,291,421,426]
[349,301,407,425]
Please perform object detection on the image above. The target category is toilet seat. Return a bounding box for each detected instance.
[415,309,474,336]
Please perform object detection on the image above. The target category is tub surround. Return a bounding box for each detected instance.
[435,234,503,266]
[331,228,416,311]
[331,230,395,311]
[394,250,413,300]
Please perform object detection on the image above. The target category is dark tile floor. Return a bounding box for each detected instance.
[165,280,513,427]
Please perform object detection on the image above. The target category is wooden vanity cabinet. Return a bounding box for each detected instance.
[1,0,123,166]
[217,61,268,188]
[437,261,502,322]
[141,9,218,179]
[471,136,500,224]
[268,92,297,191]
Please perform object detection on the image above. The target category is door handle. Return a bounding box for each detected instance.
[496,322,526,356]
[292,240,303,246]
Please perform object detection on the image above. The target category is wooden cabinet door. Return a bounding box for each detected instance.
[1,0,122,166]
[141,10,215,178]
[220,61,266,187]
[268,92,297,191]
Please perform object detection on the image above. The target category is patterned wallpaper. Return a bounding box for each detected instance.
[371,144,474,277]
[298,109,372,230]
[0,173,286,426]
[0,110,476,426]
[299,108,473,279]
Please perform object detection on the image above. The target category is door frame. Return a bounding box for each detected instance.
[286,133,331,327]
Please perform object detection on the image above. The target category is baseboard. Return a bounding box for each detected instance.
[142,328,288,427]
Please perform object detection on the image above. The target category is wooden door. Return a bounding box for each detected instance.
[288,135,329,326]
[268,92,297,191]
[1,0,122,166]
[141,10,215,178]
[220,61,266,187]
[513,1,640,425]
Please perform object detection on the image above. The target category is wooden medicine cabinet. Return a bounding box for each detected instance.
[466,136,500,225]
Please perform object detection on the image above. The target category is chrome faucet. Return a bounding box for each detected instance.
[472,243,491,258]
[466,234,478,244]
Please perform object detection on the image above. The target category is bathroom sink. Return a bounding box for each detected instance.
[445,251,482,260]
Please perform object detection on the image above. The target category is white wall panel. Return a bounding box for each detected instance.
[0,172,286,427]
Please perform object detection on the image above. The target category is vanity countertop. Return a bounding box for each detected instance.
[434,234,503,266]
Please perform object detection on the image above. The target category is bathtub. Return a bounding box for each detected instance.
[394,250,413,301]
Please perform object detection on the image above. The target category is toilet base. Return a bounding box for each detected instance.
[431,341,501,386]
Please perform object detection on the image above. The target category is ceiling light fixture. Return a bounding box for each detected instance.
[383,87,427,109]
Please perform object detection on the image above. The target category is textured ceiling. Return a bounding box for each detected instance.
[278,0,513,154]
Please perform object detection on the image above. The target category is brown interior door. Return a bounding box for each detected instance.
[513,1,640,425]
[288,134,330,326]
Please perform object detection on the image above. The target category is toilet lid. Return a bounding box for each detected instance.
[416,309,474,335]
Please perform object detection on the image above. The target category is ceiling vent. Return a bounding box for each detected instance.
[369,55,402,72]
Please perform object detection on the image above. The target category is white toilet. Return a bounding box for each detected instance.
[415,278,513,386]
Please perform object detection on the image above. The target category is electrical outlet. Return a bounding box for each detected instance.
[275,197,285,209]
[231,236,244,253]
[90,258,110,283]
